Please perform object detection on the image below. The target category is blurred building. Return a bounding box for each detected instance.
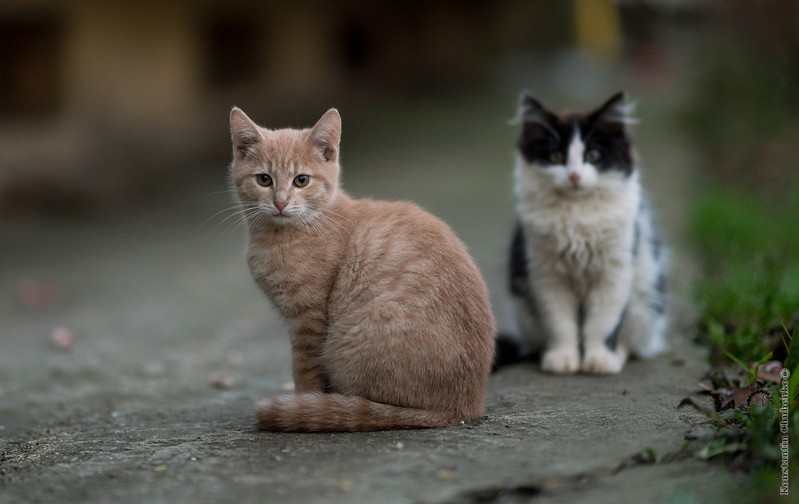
[11,1,715,214]
[0,0,584,213]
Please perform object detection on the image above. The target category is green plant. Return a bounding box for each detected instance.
[689,186,798,498]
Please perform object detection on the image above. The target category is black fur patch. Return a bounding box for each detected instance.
[651,232,663,261]
[508,222,529,298]
[604,306,628,351]
[517,92,633,176]
[652,272,667,314]
[493,332,528,372]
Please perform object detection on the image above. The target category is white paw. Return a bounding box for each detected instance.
[581,348,624,374]
[541,348,580,374]
[635,331,668,359]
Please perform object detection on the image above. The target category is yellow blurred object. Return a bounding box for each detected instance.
[574,0,622,61]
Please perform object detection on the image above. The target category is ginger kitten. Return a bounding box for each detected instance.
[502,92,668,374]
[228,107,495,431]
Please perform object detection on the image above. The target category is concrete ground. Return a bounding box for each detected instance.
[1,81,736,503]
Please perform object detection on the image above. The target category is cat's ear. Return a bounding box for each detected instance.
[230,107,262,160]
[514,92,548,124]
[592,92,637,126]
[309,108,341,162]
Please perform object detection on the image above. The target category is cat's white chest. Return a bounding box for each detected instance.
[521,191,637,296]
[529,214,622,271]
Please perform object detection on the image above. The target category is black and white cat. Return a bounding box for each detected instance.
[502,92,668,374]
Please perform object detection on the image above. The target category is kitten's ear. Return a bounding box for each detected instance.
[520,93,546,113]
[230,107,262,160]
[592,92,637,125]
[309,108,341,162]
[515,92,548,124]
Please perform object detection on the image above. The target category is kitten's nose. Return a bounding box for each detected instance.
[274,201,288,213]
[568,172,581,187]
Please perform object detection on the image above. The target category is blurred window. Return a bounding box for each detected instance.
[0,17,62,117]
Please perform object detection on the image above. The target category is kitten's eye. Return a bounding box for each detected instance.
[585,149,602,164]
[255,174,273,187]
[293,174,310,187]
[548,151,564,164]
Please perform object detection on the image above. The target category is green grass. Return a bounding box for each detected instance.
[682,13,799,497]
[690,184,799,497]
[692,187,799,364]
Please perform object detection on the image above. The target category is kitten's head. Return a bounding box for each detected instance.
[515,92,635,196]
[229,107,341,226]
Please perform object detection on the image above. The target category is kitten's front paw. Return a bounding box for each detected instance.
[581,348,624,374]
[541,348,580,374]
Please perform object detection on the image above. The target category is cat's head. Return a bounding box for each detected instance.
[229,107,341,226]
[515,92,635,196]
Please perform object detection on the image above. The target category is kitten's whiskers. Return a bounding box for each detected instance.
[221,205,263,237]
[203,203,251,228]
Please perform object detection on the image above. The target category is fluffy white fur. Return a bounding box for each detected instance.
[512,137,668,374]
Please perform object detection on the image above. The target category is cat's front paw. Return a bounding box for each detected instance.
[541,348,580,374]
[581,348,624,374]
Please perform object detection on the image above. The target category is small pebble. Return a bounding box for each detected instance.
[280,382,295,391]
[437,469,456,480]
[210,374,237,390]
[394,441,404,450]
[338,480,352,492]
[50,327,75,352]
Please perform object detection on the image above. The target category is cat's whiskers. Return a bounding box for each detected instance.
[222,205,265,237]
[321,208,354,225]
[297,212,334,244]
[247,210,269,232]
[312,211,350,241]
[203,203,253,228]
[315,207,352,234]
[206,188,238,196]
[209,206,263,239]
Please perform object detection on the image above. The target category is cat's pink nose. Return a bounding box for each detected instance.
[568,172,581,186]
[274,201,288,213]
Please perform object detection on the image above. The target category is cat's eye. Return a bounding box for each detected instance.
[293,174,310,187]
[548,151,564,164]
[585,149,602,164]
[255,174,273,187]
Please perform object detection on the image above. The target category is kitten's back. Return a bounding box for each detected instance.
[256,199,496,431]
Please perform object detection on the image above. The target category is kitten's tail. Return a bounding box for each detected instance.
[256,393,465,432]
[492,332,533,372]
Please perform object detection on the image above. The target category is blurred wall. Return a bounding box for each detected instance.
[1,0,653,214]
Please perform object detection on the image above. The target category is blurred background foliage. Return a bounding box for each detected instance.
[687,0,799,364]
[685,1,798,488]
[684,0,799,196]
